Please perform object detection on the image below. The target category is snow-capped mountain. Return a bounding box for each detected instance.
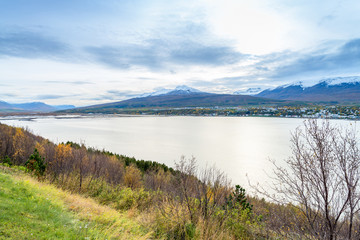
[67,88,287,112]
[166,85,204,95]
[233,88,262,95]
[256,76,360,102]
[137,85,204,97]
[319,76,360,86]
[137,87,172,98]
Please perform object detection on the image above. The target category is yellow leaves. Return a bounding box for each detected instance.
[14,127,23,136]
[12,127,26,161]
[206,187,214,202]
[108,155,119,164]
[153,168,171,190]
[124,165,143,189]
[55,143,72,160]
[35,141,46,157]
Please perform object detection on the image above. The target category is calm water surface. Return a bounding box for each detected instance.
[1,115,355,188]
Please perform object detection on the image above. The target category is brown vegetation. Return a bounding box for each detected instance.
[255,119,360,239]
[0,123,262,239]
[2,120,359,239]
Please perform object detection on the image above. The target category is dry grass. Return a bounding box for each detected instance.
[10,169,154,240]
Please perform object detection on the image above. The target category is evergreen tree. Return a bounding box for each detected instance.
[25,148,46,178]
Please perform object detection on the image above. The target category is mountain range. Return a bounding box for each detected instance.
[63,85,297,113]
[62,77,360,113]
[0,101,75,113]
[3,76,360,114]
[256,76,360,103]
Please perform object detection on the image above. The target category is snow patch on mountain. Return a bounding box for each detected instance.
[320,76,360,86]
[262,76,360,93]
[168,85,203,95]
[280,81,304,88]
[138,87,172,97]
[233,87,262,95]
[137,85,203,98]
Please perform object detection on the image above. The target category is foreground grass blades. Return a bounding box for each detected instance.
[0,167,152,240]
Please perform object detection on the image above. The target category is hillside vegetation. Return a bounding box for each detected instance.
[1,122,347,239]
[0,123,282,239]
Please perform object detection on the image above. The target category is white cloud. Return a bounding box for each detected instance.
[1,0,360,105]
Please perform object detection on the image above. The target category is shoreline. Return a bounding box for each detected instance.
[0,112,359,121]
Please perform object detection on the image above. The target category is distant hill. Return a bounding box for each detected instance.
[52,105,76,111]
[256,77,360,103]
[63,85,297,113]
[0,101,18,112]
[12,102,58,112]
[0,101,75,113]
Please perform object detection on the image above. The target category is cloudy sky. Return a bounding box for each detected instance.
[1,0,360,106]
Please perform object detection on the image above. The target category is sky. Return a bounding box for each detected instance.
[1,0,360,106]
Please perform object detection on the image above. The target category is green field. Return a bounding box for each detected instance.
[0,167,152,240]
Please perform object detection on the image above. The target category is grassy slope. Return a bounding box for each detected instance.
[0,167,153,240]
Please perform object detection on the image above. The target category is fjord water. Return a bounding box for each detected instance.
[1,116,356,188]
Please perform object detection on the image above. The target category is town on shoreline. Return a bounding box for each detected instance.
[2,105,360,120]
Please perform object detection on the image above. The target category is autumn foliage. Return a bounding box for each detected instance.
[0,123,270,239]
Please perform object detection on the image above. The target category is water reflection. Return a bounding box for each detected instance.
[1,116,356,189]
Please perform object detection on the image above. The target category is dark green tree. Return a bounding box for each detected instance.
[25,148,46,178]
[225,185,253,212]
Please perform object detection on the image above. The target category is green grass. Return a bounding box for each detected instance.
[0,168,152,240]
[0,172,94,239]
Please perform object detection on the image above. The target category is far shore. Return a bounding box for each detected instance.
[0,111,359,121]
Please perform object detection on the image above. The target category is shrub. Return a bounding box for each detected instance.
[124,164,143,189]
[115,187,151,210]
[1,156,12,166]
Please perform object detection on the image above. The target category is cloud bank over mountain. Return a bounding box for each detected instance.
[1,0,360,105]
